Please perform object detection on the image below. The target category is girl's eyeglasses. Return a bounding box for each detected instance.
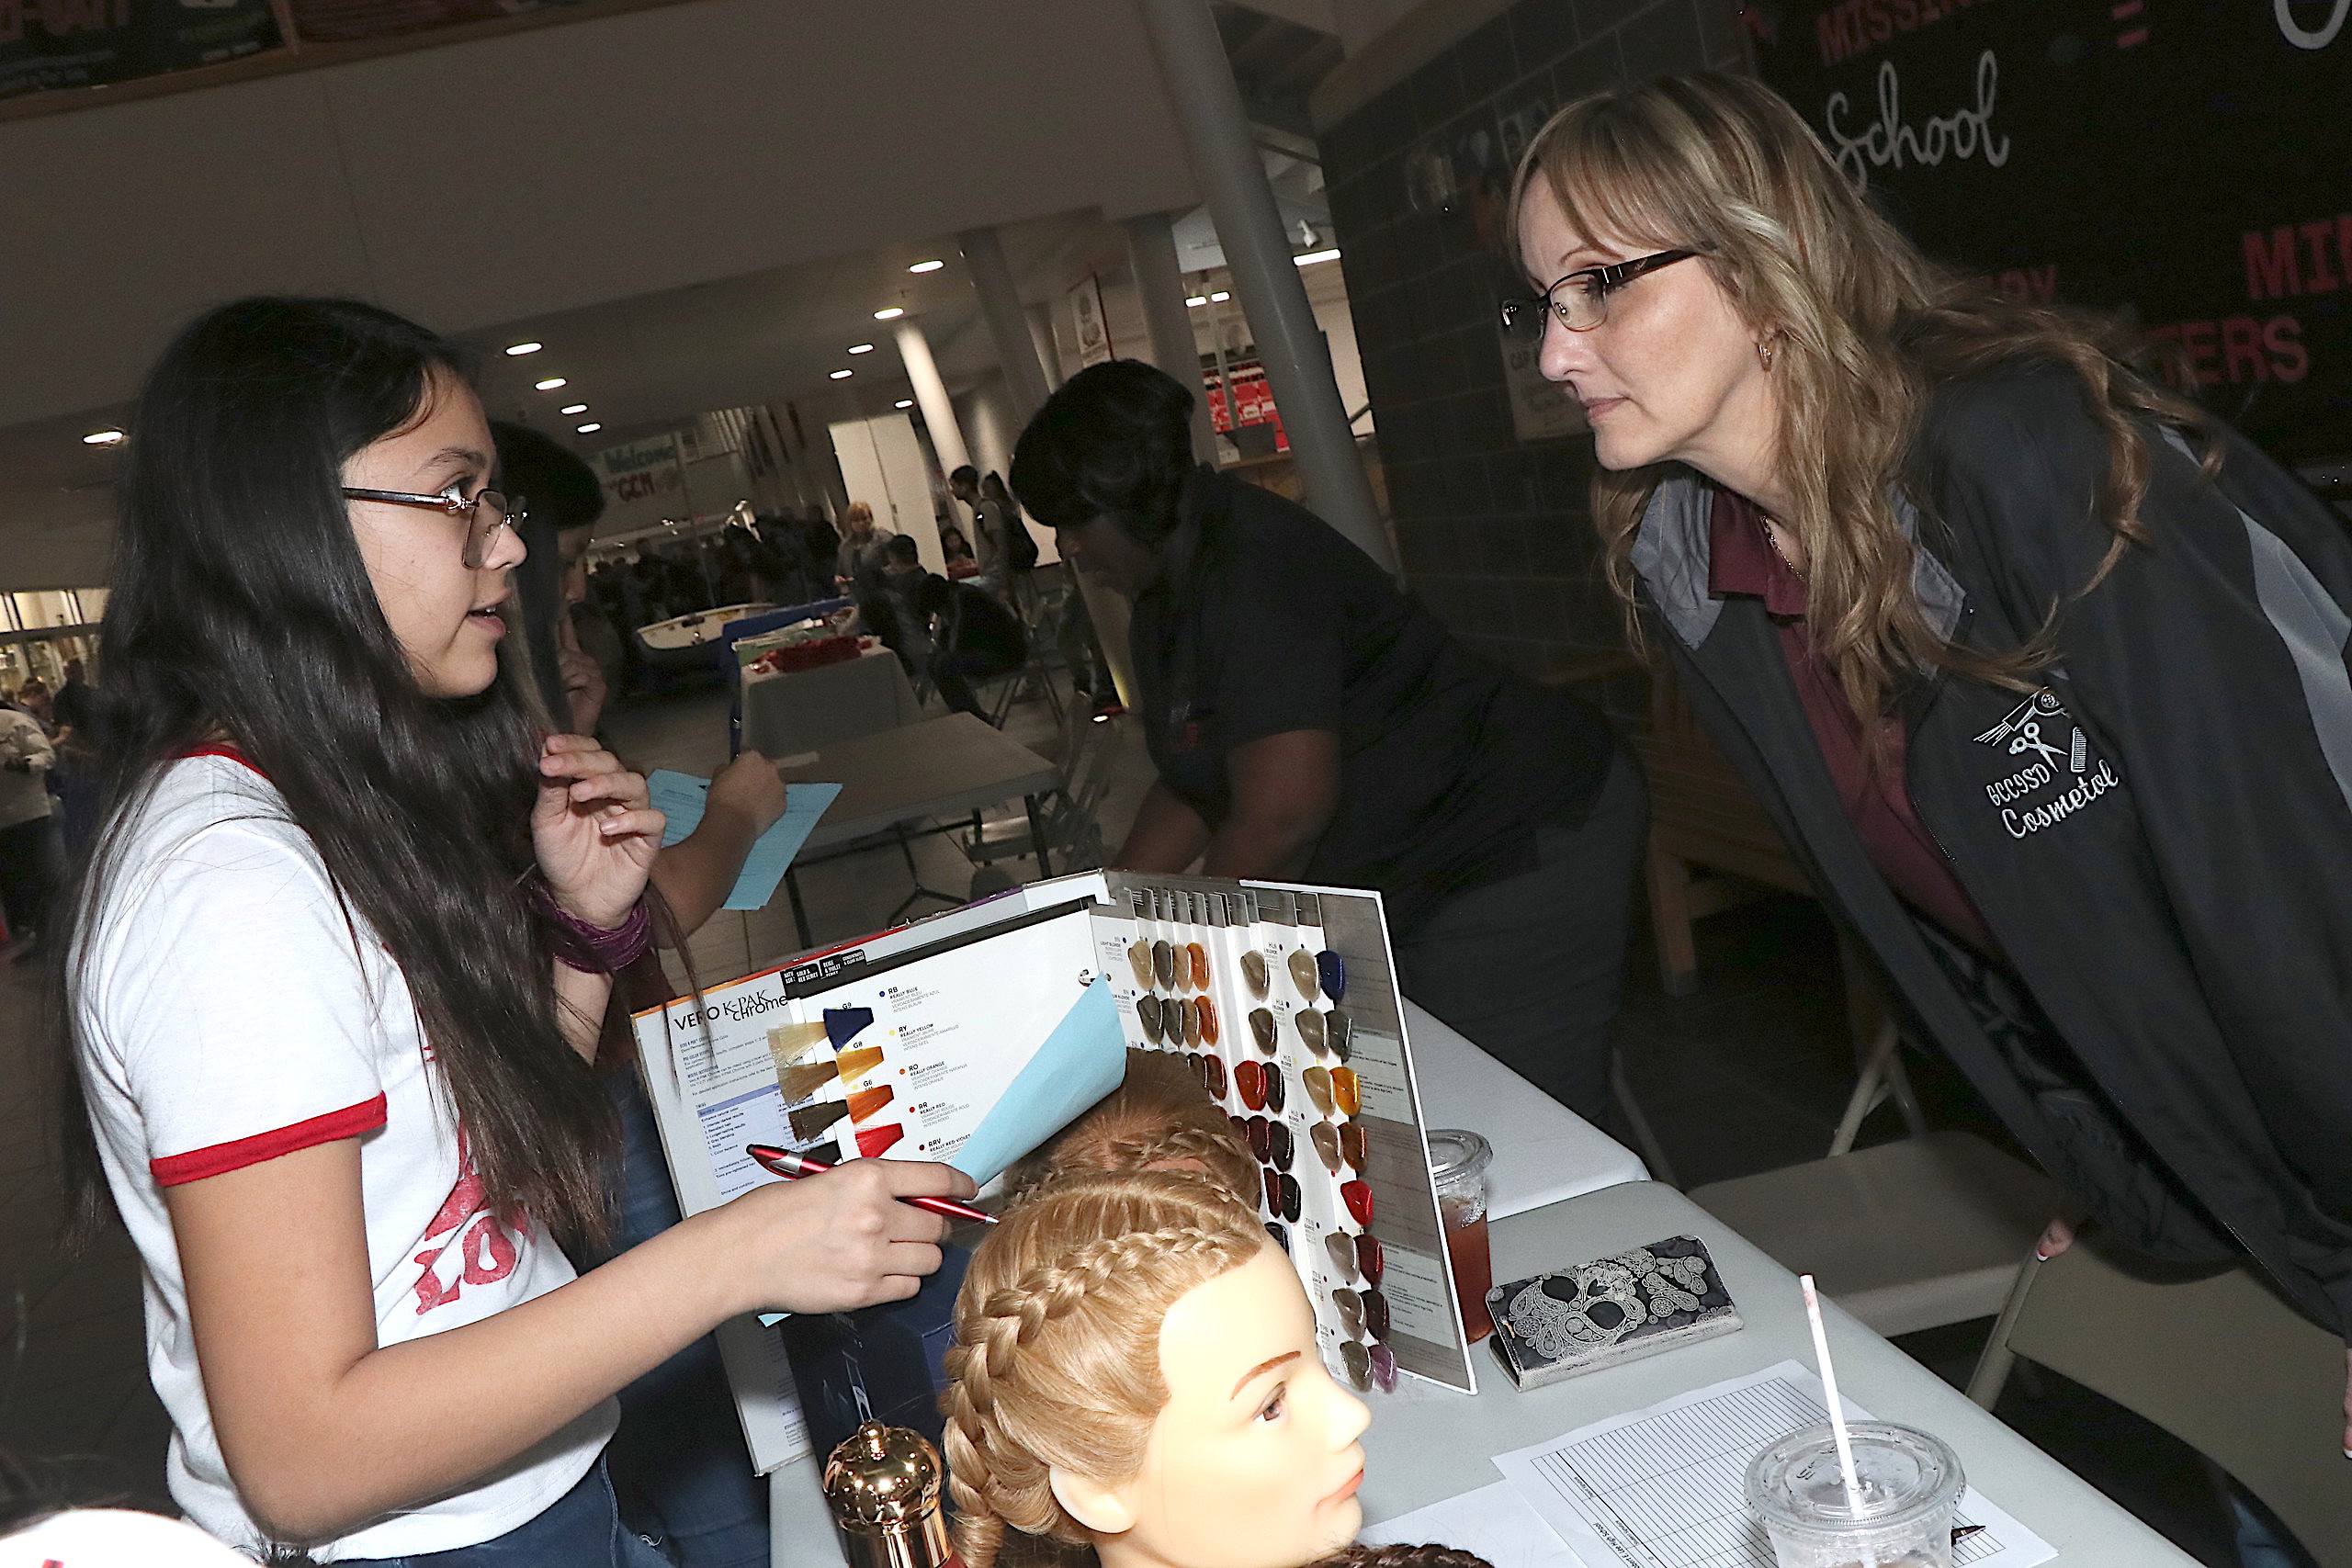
[343,485,527,570]
[1499,248,1698,336]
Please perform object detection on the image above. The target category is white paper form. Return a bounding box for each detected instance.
[1492,1361,2054,1568]
[1361,1480,1585,1567]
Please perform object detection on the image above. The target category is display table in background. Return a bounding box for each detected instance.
[1404,998,1645,1218]
[740,643,920,758]
[773,714,1060,947]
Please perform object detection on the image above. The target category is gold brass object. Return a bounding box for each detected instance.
[821,1420,955,1568]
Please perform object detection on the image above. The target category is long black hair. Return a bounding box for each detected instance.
[50,297,616,1245]
[1009,359,1196,547]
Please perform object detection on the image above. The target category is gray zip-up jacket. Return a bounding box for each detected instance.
[1634,362,2352,1336]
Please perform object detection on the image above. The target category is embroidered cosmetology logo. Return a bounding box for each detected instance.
[1973,688,2121,839]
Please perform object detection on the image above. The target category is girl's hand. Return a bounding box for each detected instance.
[706,750,787,837]
[533,734,661,929]
[705,1158,978,1314]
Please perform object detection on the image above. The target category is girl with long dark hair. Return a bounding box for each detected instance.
[51,297,972,1562]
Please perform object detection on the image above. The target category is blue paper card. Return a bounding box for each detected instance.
[647,768,842,911]
[949,976,1125,1186]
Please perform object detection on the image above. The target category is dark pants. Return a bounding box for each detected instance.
[590,1069,770,1568]
[1392,747,1647,1123]
[0,811,63,944]
[932,640,1025,722]
[337,1458,669,1568]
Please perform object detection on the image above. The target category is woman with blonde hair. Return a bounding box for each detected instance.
[1510,73,2352,1441]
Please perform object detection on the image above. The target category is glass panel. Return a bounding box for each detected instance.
[11,591,81,629]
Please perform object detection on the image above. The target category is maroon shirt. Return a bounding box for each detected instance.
[1707,489,1998,957]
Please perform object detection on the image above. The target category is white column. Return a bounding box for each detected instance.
[1136,0,1396,572]
[892,319,977,551]
[958,225,1055,420]
[958,230,1136,708]
[1026,301,1066,389]
[1124,209,1218,463]
[892,321,971,477]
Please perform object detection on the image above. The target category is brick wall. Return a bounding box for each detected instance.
[1318,0,1747,677]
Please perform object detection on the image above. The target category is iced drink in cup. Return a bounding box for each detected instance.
[1427,1129,1495,1342]
[1744,1421,1963,1568]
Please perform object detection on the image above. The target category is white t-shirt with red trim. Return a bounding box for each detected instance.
[74,752,615,1560]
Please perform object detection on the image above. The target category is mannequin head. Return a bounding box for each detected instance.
[1005,1051,1259,1208]
[944,1171,1370,1568]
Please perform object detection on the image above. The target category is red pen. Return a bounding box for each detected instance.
[745,1143,996,1224]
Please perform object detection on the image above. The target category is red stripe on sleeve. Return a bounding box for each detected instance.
[150,1094,387,1186]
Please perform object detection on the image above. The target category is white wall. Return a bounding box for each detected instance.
[828,412,944,573]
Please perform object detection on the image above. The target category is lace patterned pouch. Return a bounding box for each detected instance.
[1486,1234,1741,1389]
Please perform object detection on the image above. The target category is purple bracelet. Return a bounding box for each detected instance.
[538,887,653,974]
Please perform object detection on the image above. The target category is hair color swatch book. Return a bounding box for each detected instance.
[629,871,1472,1472]
[1091,872,1476,1402]
[628,897,1123,1472]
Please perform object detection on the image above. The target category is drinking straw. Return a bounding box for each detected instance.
[1799,1273,1876,1568]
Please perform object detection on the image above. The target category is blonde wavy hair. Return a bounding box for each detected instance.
[1002,1050,1260,1208]
[941,1169,1268,1568]
[1512,73,2212,725]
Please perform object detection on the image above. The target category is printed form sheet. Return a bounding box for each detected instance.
[1478,1362,2054,1568]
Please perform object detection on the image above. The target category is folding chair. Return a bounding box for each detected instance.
[1967,1233,2352,1566]
[960,705,1120,888]
[1688,1013,2067,1337]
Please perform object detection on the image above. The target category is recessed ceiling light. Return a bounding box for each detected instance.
[908,259,945,274]
[894,399,914,409]
[560,403,588,415]
[576,423,602,434]
[874,307,906,321]
[504,342,544,356]
[82,428,125,446]
[830,369,854,380]
[1293,247,1341,266]
[848,343,875,355]
[1209,290,1231,302]
[1185,296,1208,308]
[535,377,567,391]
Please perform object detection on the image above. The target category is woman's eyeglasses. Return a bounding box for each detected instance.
[342,485,526,570]
[1499,249,1698,336]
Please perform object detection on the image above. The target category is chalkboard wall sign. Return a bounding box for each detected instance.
[1751,0,2352,463]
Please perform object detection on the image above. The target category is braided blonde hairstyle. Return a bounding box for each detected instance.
[1003,1049,1259,1208]
[943,1168,1269,1568]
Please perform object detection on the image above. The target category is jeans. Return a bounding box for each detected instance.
[591,1070,770,1568]
[1391,745,1648,1123]
[336,1459,668,1568]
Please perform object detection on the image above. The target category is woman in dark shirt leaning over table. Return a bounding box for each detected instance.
[1010,360,1645,1123]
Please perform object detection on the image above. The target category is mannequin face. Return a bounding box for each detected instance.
[1052,1245,1371,1568]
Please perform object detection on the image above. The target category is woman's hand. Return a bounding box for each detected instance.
[707,749,788,837]
[702,1158,979,1314]
[533,734,662,929]
[556,612,608,737]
